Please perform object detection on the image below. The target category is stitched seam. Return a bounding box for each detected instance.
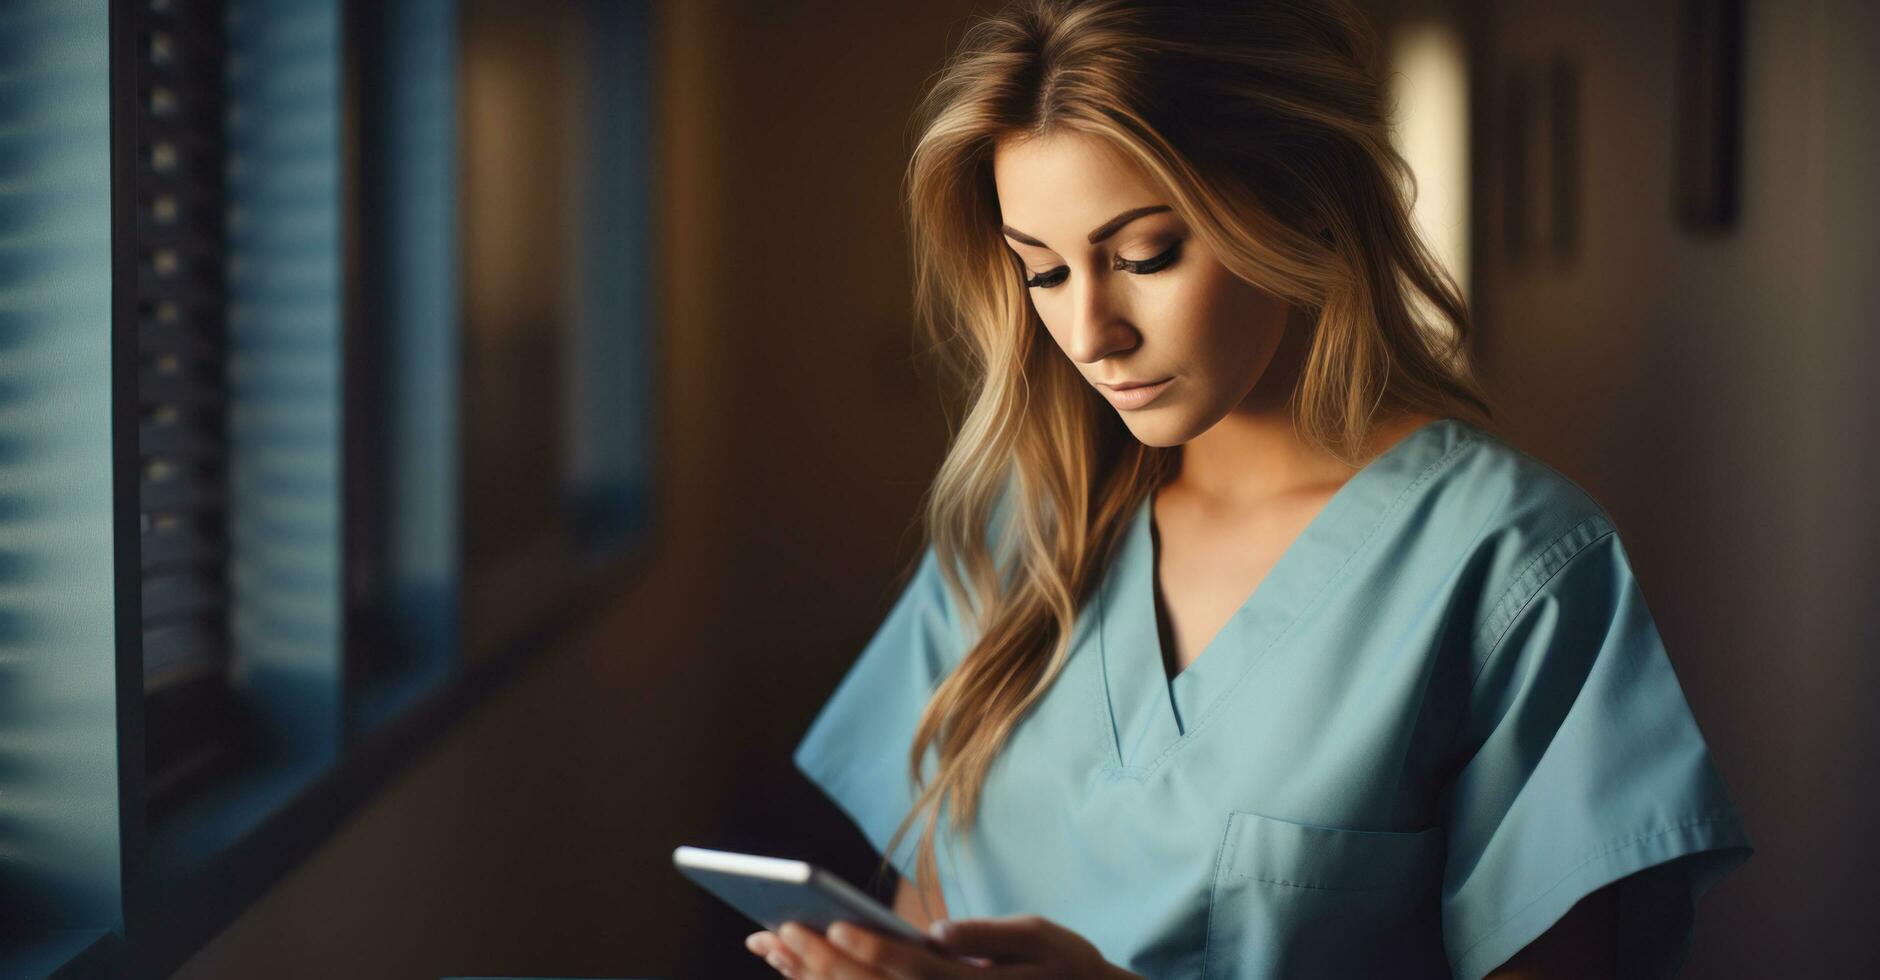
[1466,522,1616,696]
[1452,810,1743,961]
[1216,812,1440,893]
[1138,429,1483,776]
[1472,513,1613,656]
[1221,870,1416,893]
[1199,812,1242,980]
[1101,764,1152,782]
[1474,525,1581,648]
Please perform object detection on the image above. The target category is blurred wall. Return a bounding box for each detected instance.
[1420,0,1878,974]
[174,1,989,977]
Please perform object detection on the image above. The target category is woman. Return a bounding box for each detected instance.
[750,0,1750,976]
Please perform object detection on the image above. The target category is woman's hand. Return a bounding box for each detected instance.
[744,914,1143,979]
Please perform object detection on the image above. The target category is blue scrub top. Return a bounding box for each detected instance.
[793,418,1751,980]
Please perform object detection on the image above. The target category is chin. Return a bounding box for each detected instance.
[1115,410,1205,448]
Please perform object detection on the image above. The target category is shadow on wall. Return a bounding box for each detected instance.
[1449,0,1880,975]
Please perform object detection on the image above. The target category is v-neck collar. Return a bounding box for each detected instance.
[1094,418,1480,774]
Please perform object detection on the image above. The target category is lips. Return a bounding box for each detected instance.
[1096,376,1174,410]
[1098,377,1171,391]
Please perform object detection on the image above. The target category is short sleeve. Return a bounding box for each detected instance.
[792,545,972,877]
[1441,519,1753,980]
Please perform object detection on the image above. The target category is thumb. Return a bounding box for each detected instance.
[929,914,1056,962]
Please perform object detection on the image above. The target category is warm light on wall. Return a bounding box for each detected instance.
[1388,21,1471,306]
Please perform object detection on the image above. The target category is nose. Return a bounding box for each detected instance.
[1060,266,1136,365]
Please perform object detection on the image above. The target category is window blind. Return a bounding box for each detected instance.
[133,0,246,822]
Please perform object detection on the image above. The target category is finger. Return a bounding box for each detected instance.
[765,949,800,978]
[930,914,1060,962]
[747,930,800,976]
[824,921,974,980]
[778,921,884,980]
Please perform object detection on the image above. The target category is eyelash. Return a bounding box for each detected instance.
[1023,239,1183,290]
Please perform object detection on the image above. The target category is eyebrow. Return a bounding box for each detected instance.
[1001,204,1173,249]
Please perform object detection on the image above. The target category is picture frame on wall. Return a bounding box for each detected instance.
[1497,54,1579,269]
[1673,0,1743,233]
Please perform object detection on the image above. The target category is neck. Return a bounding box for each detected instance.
[1171,308,1401,508]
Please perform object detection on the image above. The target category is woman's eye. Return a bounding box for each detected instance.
[1021,240,1182,290]
[1024,266,1069,289]
[1115,239,1182,275]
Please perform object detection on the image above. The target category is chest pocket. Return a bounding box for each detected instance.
[1201,810,1448,980]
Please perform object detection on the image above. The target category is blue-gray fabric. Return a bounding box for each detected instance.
[794,419,1751,979]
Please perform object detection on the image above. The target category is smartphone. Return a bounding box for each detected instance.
[673,845,951,955]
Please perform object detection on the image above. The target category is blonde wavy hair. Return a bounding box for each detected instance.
[881,0,1492,908]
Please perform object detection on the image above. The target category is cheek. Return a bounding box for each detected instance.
[1033,303,1073,355]
[1154,266,1277,369]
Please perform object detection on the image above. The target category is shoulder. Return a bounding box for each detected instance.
[1377,418,1617,563]
[1413,421,1630,643]
[1413,415,1601,522]
[1424,419,1613,542]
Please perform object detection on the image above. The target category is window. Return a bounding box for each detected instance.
[140,0,348,889]
[0,2,123,974]
[0,1,655,976]
[1387,19,1472,303]
[136,0,241,826]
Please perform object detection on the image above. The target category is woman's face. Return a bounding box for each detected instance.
[991,129,1295,447]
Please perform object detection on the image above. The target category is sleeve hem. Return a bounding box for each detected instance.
[793,747,919,879]
[1448,811,1753,980]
